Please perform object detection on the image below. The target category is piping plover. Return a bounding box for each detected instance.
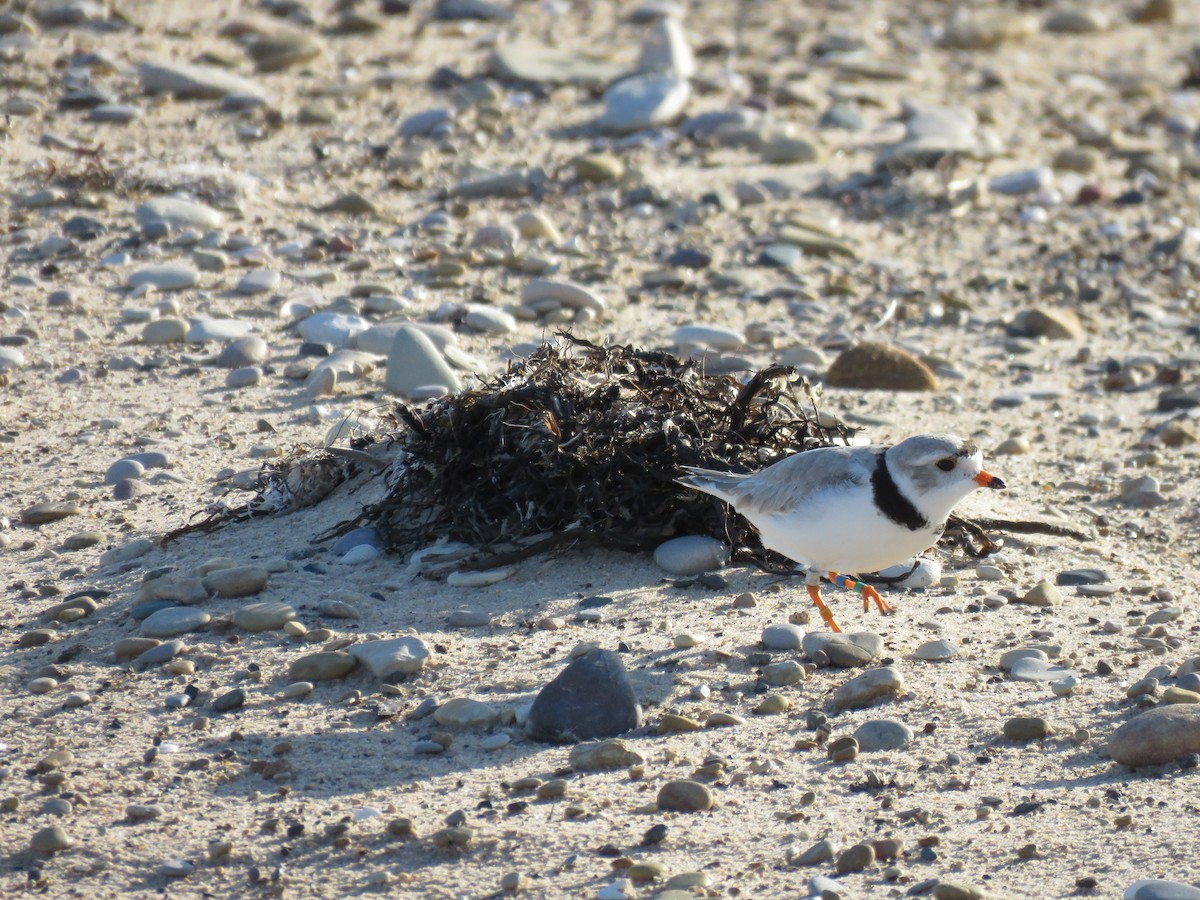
[679,433,1005,632]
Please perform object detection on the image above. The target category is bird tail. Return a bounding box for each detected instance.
[677,466,748,504]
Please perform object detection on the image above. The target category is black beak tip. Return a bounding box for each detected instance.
[989,476,1006,490]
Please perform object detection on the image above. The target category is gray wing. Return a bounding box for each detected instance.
[680,445,880,514]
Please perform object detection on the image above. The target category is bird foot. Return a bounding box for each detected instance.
[827,572,894,616]
[806,583,843,633]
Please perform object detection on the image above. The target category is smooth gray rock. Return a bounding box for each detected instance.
[489,41,625,87]
[127,265,199,291]
[350,636,430,680]
[104,458,144,485]
[216,336,269,368]
[385,325,462,396]
[527,649,641,743]
[876,100,978,170]
[653,535,729,575]
[139,61,267,101]
[761,623,806,651]
[235,269,280,295]
[1124,880,1200,900]
[597,72,690,134]
[1108,705,1200,767]
[1010,657,1078,682]
[832,665,904,711]
[232,601,296,632]
[135,197,222,230]
[853,718,914,752]
[186,316,254,343]
[141,607,210,638]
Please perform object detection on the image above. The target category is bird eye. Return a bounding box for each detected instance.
[936,458,956,471]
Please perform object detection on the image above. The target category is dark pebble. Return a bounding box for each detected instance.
[526,649,640,744]
[1056,569,1110,586]
[211,689,246,713]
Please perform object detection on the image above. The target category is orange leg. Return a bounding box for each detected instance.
[827,571,894,616]
[806,583,843,633]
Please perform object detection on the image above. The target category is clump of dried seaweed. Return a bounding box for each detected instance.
[331,335,848,567]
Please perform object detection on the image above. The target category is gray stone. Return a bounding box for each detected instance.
[134,639,185,667]
[446,609,492,627]
[568,738,645,771]
[225,366,262,389]
[186,316,255,343]
[853,718,915,752]
[876,100,978,170]
[761,623,806,651]
[139,61,267,101]
[597,72,690,134]
[141,607,210,638]
[1125,880,1200,900]
[489,41,624,87]
[1108,705,1200,767]
[216,336,269,368]
[520,279,606,313]
[349,636,430,679]
[803,632,883,666]
[527,649,641,743]
[201,565,269,598]
[104,458,145,485]
[433,697,499,729]
[761,659,806,686]
[288,651,357,682]
[832,665,904,711]
[235,269,280,295]
[913,639,957,661]
[141,319,187,344]
[653,535,729,575]
[30,826,74,853]
[135,197,222,230]
[1010,657,1079,682]
[127,265,199,292]
[232,601,296,632]
[385,325,463,396]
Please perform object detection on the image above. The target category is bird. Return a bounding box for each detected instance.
[678,433,1005,632]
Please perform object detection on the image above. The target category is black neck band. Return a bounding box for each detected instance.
[871,451,929,532]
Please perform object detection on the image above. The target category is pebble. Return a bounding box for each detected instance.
[803,632,882,666]
[21,501,81,525]
[832,665,904,711]
[1019,580,1062,607]
[761,623,806,651]
[1124,881,1200,900]
[656,780,713,812]
[914,639,957,661]
[225,366,262,389]
[216,336,269,368]
[141,607,211,638]
[597,72,690,134]
[186,316,254,343]
[520,279,605,313]
[1010,657,1078,682]
[761,659,806,686]
[134,639,185,668]
[30,825,74,853]
[1004,716,1052,741]
[135,197,222,230]
[653,535,729,575]
[350,637,430,680]
[790,839,837,866]
[447,609,492,627]
[825,342,939,391]
[141,319,187,345]
[385,325,463,397]
[233,601,296,632]
[139,60,267,101]
[568,738,644,771]
[288,651,357,682]
[201,565,269,598]
[836,842,875,874]
[104,458,145,485]
[127,265,199,292]
[1109,706,1200,766]
[853,718,915,752]
[527,649,640,743]
[876,100,978,169]
[999,647,1048,670]
[211,688,246,713]
[19,628,55,647]
[28,677,58,694]
[433,697,500,729]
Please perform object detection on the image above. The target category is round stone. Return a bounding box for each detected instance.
[1003,716,1052,742]
[761,623,806,650]
[30,825,74,853]
[653,535,729,575]
[287,651,357,682]
[141,607,210,638]
[656,780,713,813]
[853,718,915,752]
[201,565,269,598]
[233,601,296,632]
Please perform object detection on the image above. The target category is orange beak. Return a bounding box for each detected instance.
[975,470,1005,489]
